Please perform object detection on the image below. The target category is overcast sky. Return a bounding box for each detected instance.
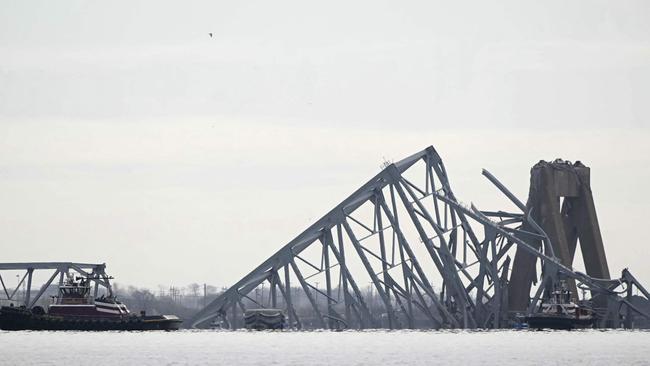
[1,1,649,289]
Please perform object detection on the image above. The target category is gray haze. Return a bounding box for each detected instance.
[1,1,649,288]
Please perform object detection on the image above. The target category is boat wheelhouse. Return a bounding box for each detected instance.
[47,276,130,317]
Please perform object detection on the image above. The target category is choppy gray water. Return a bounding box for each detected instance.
[1,329,648,365]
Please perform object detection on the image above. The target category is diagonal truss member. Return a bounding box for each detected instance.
[188,146,650,329]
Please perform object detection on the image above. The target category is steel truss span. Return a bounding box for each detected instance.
[188,146,650,329]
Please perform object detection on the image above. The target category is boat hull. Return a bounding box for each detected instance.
[525,315,594,330]
[0,306,182,331]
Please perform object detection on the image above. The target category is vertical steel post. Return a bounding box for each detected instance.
[625,281,633,329]
[274,271,300,329]
[375,199,393,329]
[283,265,295,329]
[336,224,353,327]
[270,270,277,308]
[24,268,33,308]
[322,235,334,329]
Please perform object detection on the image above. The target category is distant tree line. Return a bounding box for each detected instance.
[112,283,226,320]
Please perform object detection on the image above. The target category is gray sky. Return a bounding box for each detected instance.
[1,1,649,289]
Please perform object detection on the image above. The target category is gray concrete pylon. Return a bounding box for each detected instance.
[508,160,611,312]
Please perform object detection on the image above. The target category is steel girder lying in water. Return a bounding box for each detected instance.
[188,146,650,329]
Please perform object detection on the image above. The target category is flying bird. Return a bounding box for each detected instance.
[209,33,213,38]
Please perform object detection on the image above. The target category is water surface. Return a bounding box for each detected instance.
[1,329,648,365]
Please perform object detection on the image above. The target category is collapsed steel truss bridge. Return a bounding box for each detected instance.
[188,146,650,329]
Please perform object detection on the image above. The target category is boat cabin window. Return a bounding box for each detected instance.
[60,287,89,298]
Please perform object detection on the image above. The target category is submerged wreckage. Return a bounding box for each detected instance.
[188,146,650,330]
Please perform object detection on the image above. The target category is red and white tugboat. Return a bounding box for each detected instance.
[0,275,182,331]
[525,282,596,330]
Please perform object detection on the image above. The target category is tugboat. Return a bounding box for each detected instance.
[0,275,182,331]
[525,281,595,330]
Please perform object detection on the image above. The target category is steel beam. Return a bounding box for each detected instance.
[187,146,649,330]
